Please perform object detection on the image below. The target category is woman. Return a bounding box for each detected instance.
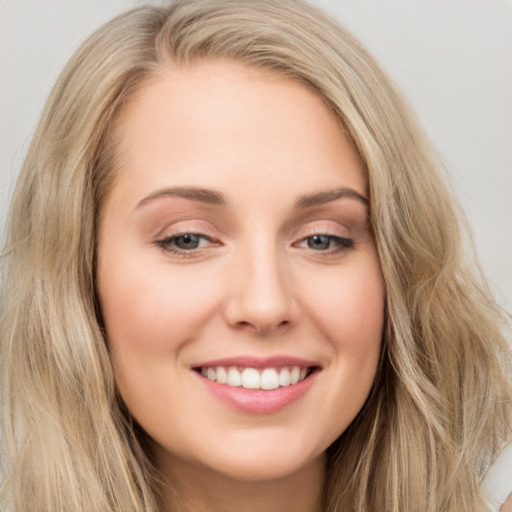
[1,1,511,511]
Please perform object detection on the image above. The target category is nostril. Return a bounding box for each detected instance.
[256,319,291,335]
[223,273,298,333]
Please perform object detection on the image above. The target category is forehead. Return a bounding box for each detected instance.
[108,59,366,206]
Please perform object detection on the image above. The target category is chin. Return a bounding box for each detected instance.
[206,452,323,483]
[190,433,327,483]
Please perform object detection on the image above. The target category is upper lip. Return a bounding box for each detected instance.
[192,355,320,369]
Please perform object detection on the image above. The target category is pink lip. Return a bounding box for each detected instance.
[191,355,320,414]
[192,355,319,369]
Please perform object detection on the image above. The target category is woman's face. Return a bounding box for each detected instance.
[97,61,385,482]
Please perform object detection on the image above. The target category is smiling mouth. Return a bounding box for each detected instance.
[192,357,321,413]
[193,365,317,390]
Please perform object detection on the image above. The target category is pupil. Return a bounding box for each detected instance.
[176,234,200,249]
[308,235,330,250]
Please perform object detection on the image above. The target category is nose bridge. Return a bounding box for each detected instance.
[225,234,296,333]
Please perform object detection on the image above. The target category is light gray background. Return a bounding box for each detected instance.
[1,0,511,313]
[0,1,511,507]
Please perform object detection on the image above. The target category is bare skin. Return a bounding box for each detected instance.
[501,494,512,512]
[97,60,384,512]
[156,451,326,512]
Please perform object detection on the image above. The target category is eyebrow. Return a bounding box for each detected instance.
[294,187,368,208]
[137,187,226,208]
[136,185,368,210]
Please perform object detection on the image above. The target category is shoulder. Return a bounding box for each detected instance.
[481,443,512,511]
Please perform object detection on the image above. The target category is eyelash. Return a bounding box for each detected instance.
[156,232,216,256]
[294,233,354,254]
[155,231,354,257]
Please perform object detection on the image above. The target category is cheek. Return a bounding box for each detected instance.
[306,258,385,351]
[96,258,223,422]
[97,257,219,354]
[300,255,384,428]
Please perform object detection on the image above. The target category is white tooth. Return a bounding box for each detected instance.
[241,368,260,389]
[227,367,242,387]
[290,366,301,385]
[278,367,291,386]
[207,367,217,381]
[216,366,227,384]
[299,368,307,381]
[200,367,208,377]
[261,368,279,390]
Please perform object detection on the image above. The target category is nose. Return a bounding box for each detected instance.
[223,244,298,335]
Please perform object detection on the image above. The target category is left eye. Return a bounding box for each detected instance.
[298,234,354,251]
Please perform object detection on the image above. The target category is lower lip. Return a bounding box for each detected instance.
[195,371,317,414]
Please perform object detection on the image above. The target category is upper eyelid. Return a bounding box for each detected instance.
[293,223,351,239]
[152,216,356,241]
[155,221,218,239]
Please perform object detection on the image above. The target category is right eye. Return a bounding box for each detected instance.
[156,233,213,254]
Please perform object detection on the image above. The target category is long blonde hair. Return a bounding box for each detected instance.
[1,1,511,511]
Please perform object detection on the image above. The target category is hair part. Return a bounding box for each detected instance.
[1,1,511,511]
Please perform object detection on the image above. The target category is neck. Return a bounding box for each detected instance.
[154,452,326,512]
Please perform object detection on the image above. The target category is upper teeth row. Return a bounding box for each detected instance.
[200,366,308,390]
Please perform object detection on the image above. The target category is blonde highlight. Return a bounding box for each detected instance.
[1,1,511,511]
